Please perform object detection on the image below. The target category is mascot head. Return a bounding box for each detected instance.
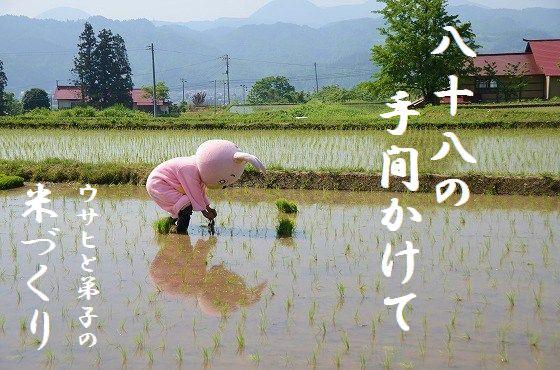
[195,139,265,189]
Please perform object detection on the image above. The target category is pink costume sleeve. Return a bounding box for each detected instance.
[176,165,209,212]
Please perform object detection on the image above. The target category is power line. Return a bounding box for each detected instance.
[155,47,220,59]
[134,58,219,76]
[0,47,147,56]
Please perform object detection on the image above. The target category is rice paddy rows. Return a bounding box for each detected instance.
[0,128,558,175]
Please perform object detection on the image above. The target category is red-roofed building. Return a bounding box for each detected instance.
[53,86,170,113]
[130,88,170,114]
[53,86,83,109]
[465,39,560,102]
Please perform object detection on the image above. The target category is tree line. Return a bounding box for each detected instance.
[0,22,134,115]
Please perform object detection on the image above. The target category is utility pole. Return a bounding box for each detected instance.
[181,78,186,103]
[314,62,319,93]
[240,84,247,104]
[222,54,230,105]
[147,43,157,117]
[213,80,217,110]
[223,81,227,106]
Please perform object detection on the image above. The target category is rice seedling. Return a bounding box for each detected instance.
[117,345,127,365]
[341,330,350,352]
[134,333,144,351]
[308,300,317,326]
[276,199,298,214]
[526,330,540,348]
[360,352,367,369]
[144,348,154,365]
[333,353,342,369]
[202,347,211,366]
[174,346,184,364]
[249,352,261,365]
[382,347,394,370]
[506,291,516,309]
[43,349,55,366]
[308,350,318,368]
[285,295,293,316]
[18,318,26,332]
[153,217,175,235]
[337,282,345,301]
[276,218,295,238]
[533,285,544,310]
[236,333,246,353]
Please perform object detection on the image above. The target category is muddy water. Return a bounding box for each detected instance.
[0,185,558,369]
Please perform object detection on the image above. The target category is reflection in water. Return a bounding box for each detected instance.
[149,235,266,316]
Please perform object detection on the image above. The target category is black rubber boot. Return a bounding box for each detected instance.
[176,205,193,234]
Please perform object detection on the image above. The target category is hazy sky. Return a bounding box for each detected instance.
[0,0,558,22]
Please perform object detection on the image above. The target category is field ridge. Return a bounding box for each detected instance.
[1,159,557,196]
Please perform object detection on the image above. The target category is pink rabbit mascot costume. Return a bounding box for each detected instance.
[146,139,266,234]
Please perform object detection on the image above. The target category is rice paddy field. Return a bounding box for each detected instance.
[0,185,558,369]
[0,128,559,176]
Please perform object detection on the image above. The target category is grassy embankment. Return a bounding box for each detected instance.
[1,158,557,196]
[0,173,24,190]
[0,102,559,130]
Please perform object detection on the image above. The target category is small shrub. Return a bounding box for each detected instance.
[74,106,97,117]
[275,199,298,214]
[0,174,24,190]
[153,217,175,234]
[276,218,294,238]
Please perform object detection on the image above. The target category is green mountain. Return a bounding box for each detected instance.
[0,4,558,101]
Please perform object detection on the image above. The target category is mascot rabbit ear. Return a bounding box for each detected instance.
[233,152,266,173]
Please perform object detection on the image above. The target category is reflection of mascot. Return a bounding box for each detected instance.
[149,235,266,316]
[146,140,266,234]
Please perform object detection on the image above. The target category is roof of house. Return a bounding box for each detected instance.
[473,52,542,76]
[524,39,560,77]
[54,85,82,101]
[473,39,560,77]
[53,86,168,106]
[130,88,166,106]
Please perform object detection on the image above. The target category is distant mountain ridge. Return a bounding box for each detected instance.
[154,0,382,30]
[153,0,559,30]
[36,7,91,21]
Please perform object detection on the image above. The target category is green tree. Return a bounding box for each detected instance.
[313,85,353,102]
[247,76,305,104]
[141,81,170,101]
[90,29,133,108]
[72,22,97,103]
[501,62,529,101]
[22,88,50,111]
[3,92,22,115]
[191,91,206,107]
[351,81,380,101]
[371,0,478,103]
[0,59,7,115]
[481,61,500,102]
